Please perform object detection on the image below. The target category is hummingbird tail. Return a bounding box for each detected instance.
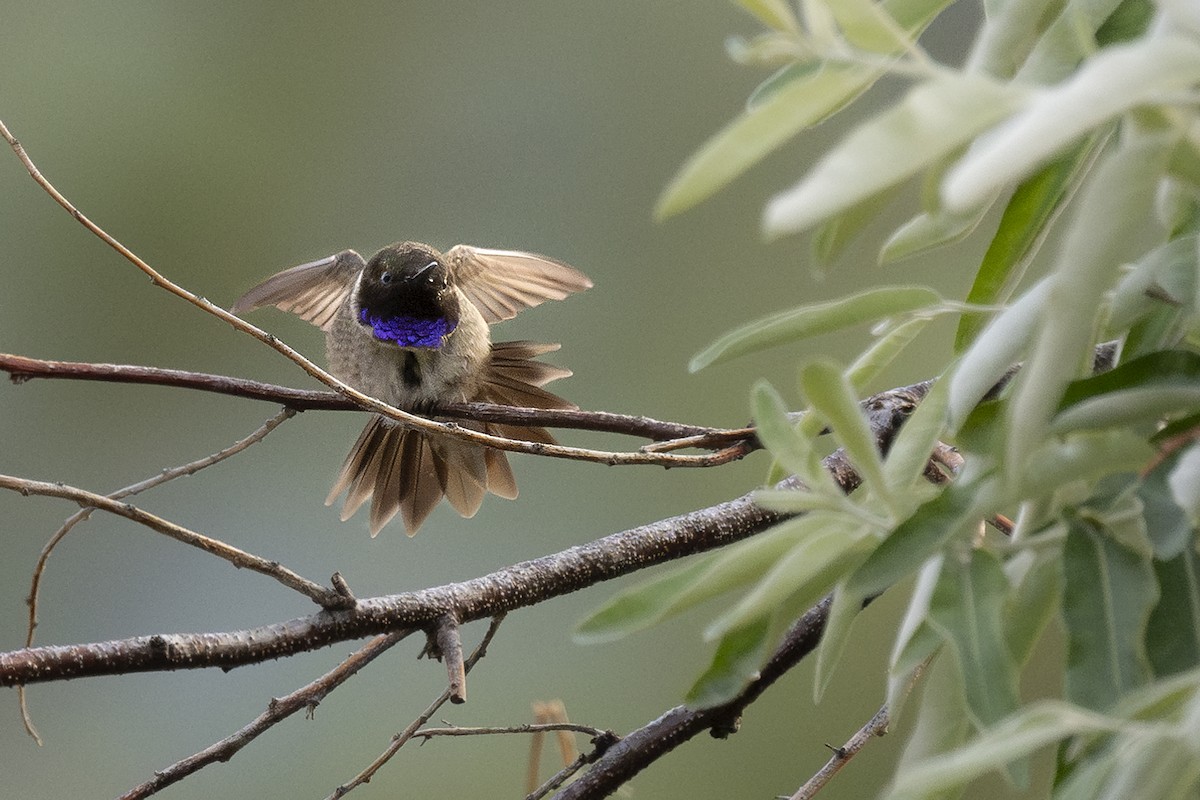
[325,340,576,536]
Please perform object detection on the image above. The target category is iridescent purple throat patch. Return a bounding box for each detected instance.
[359,309,455,348]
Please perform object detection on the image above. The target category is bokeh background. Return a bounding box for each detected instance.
[0,3,1035,798]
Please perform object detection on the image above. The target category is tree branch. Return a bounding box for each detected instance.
[550,597,835,800]
[0,474,350,610]
[0,352,753,451]
[0,479,800,687]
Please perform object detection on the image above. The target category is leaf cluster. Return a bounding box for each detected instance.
[585,0,1200,796]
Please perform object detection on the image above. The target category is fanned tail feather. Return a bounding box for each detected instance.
[326,340,575,536]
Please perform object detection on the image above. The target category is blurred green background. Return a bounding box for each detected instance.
[0,3,1021,798]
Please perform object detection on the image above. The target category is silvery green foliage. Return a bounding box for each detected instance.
[584,1,1200,796]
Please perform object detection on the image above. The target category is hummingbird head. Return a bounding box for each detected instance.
[356,242,460,348]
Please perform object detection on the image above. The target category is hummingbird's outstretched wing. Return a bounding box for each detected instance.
[446,245,592,324]
[231,249,366,331]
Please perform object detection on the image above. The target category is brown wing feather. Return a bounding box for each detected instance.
[447,245,592,324]
[232,249,365,331]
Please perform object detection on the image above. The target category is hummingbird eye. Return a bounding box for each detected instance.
[379,271,393,285]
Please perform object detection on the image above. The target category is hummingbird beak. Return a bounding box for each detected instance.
[406,261,439,283]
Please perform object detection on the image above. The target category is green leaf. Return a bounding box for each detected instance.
[1018,431,1154,498]
[846,316,932,394]
[1003,548,1062,667]
[574,554,719,644]
[886,701,1122,800]
[656,63,878,219]
[1053,350,1200,433]
[879,205,987,265]
[846,483,983,600]
[891,653,969,800]
[1139,457,1196,559]
[706,516,867,638]
[1108,238,1200,339]
[812,185,901,267]
[942,36,1200,211]
[751,380,843,497]
[685,616,773,708]
[887,555,946,715]
[1062,515,1158,710]
[1146,547,1200,678]
[735,0,800,32]
[882,375,949,492]
[827,0,916,54]
[813,581,866,702]
[1168,442,1200,526]
[764,73,1024,236]
[689,285,941,371]
[926,549,1021,728]
[947,277,1050,432]
[1004,133,1172,474]
[954,134,1104,350]
[575,514,837,643]
[799,360,895,510]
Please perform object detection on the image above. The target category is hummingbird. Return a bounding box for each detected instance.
[232,241,592,536]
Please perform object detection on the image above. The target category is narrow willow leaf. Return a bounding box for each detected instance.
[764,73,1023,236]
[827,0,915,54]
[1146,548,1200,677]
[800,360,895,510]
[890,654,969,800]
[574,554,719,644]
[1168,442,1200,525]
[813,581,866,702]
[812,185,901,267]
[1019,431,1154,499]
[1004,134,1171,475]
[706,517,866,638]
[656,64,877,219]
[1052,350,1200,432]
[1107,235,1199,334]
[886,702,1123,800]
[735,0,800,32]
[1003,548,1062,666]
[882,375,949,492]
[657,0,956,218]
[685,616,773,708]
[1062,515,1158,710]
[926,549,1020,728]
[690,285,940,372]
[887,555,946,714]
[1015,0,1130,84]
[846,316,932,393]
[942,36,1200,211]
[846,483,983,600]
[575,514,840,643]
[1096,734,1200,800]
[1139,458,1196,559]
[964,0,1064,79]
[947,277,1050,431]
[955,134,1104,350]
[879,205,987,264]
[751,380,843,497]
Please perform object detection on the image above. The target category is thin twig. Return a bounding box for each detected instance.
[787,705,891,800]
[434,615,467,704]
[329,615,506,799]
[18,407,297,744]
[529,751,595,800]
[0,352,748,467]
[0,474,349,610]
[119,629,412,799]
[0,353,744,444]
[414,722,613,740]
